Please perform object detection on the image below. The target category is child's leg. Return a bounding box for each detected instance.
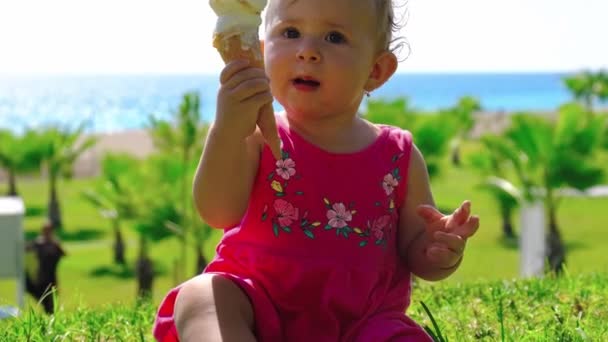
[174,273,257,342]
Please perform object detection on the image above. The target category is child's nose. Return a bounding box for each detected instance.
[296,40,321,63]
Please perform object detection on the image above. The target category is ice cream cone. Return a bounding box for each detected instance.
[211,19,281,160]
[213,34,264,68]
[209,0,281,159]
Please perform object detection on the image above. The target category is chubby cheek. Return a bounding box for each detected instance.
[266,59,293,98]
[264,44,287,72]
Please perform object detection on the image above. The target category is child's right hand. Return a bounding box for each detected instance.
[215,59,275,142]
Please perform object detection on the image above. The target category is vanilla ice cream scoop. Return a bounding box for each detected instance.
[210,0,267,47]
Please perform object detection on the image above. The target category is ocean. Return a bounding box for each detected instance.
[0,72,574,133]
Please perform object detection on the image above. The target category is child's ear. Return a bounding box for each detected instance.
[364,51,398,93]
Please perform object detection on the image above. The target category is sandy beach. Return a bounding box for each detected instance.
[73,112,515,178]
[1,113,513,181]
[72,129,156,178]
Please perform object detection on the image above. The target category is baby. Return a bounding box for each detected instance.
[154,0,480,340]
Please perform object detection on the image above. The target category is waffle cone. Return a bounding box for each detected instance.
[212,30,281,160]
[214,33,264,68]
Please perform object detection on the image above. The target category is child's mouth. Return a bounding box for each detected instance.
[293,77,321,91]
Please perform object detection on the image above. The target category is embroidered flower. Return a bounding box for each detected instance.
[326,203,353,228]
[371,215,391,240]
[274,199,299,227]
[276,158,296,180]
[382,173,399,195]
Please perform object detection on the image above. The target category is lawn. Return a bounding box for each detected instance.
[2,272,607,340]
[0,142,607,312]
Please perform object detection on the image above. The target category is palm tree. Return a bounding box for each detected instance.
[191,219,213,274]
[470,135,521,240]
[445,96,482,166]
[148,92,209,281]
[563,69,608,114]
[498,103,605,273]
[593,70,608,149]
[38,124,97,229]
[0,130,23,196]
[0,129,46,196]
[596,70,608,105]
[130,154,185,297]
[165,219,213,275]
[133,200,180,299]
[412,114,458,178]
[82,153,139,265]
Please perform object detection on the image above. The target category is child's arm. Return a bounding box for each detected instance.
[193,60,273,228]
[398,144,479,281]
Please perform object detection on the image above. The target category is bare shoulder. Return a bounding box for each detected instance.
[360,117,382,135]
[357,118,383,147]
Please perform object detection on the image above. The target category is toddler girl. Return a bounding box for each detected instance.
[154,0,480,340]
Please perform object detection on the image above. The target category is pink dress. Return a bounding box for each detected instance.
[153,116,432,341]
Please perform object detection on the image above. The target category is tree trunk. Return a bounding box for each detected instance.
[195,241,207,275]
[113,219,126,265]
[451,146,461,167]
[135,236,154,299]
[501,215,516,240]
[585,96,594,115]
[179,154,189,282]
[500,205,516,240]
[48,175,62,229]
[7,169,18,196]
[177,235,186,283]
[546,204,566,274]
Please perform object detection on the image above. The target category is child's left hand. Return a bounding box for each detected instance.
[416,200,479,269]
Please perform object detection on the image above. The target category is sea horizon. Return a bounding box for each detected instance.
[0,71,587,133]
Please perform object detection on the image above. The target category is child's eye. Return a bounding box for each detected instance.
[282,27,300,39]
[325,31,346,44]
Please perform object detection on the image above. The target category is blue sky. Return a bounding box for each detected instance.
[0,0,606,74]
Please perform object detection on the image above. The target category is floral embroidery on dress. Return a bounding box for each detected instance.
[382,173,399,195]
[353,215,391,247]
[326,202,353,228]
[299,211,321,239]
[262,148,405,247]
[323,200,357,238]
[358,152,403,247]
[274,199,298,227]
[276,158,296,180]
[371,215,391,244]
[263,150,307,237]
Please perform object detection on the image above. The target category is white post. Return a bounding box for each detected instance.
[0,196,25,314]
[519,201,546,277]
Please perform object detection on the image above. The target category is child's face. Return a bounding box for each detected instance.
[264,0,380,119]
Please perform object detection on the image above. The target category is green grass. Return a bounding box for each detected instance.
[411,272,608,340]
[0,299,156,341]
[1,272,606,341]
[0,143,607,312]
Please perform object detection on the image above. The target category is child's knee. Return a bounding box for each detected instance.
[174,274,254,335]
